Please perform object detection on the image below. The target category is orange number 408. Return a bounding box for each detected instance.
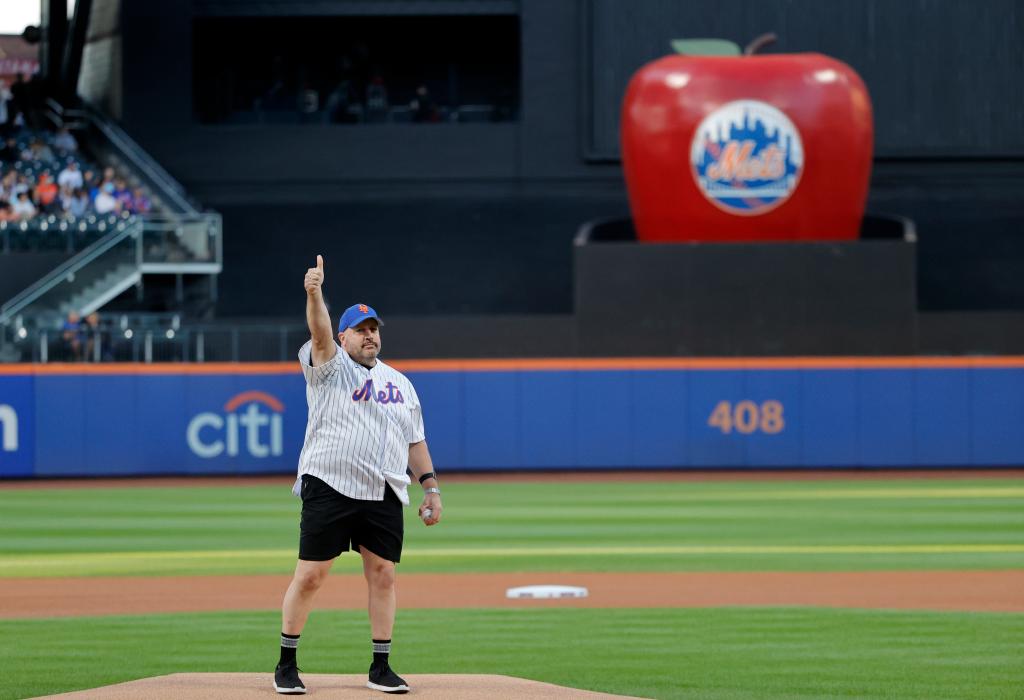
[707,400,785,434]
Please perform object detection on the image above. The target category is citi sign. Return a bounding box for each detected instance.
[0,404,17,452]
[187,391,284,459]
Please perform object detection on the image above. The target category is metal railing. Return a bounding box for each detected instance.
[139,213,223,270]
[1,213,137,254]
[1,322,311,363]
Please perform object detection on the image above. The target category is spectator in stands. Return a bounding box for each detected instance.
[113,178,132,210]
[7,74,27,129]
[24,139,55,163]
[58,162,84,190]
[94,182,119,214]
[61,311,83,362]
[325,78,357,124]
[83,312,108,362]
[59,184,74,213]
[10,191,36,219]
[66,188,90,218]
[54,127,78,152]
[95,167,116,194]
[0,197,13,222]
[12,174,31,197]
[128,187,151,215]
[410,84,440,123]
[0,171,15,200]
[82,169,99,200]
[297,76,320,123]
[0,81,10,136]
[365,72,389,122]
[0,137,18,163]
[34,172,59,213]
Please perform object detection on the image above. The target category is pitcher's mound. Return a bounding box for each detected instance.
[39,672,648,698]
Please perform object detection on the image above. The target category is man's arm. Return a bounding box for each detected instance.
[408,440,442,526]
[304,255,336,366]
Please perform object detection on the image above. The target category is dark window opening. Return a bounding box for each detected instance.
[193,15,520,125]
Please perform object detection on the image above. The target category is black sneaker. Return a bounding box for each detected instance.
[367,662,410,693]
[274,663,306,694]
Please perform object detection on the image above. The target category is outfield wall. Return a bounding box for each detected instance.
[1,359,1023,477]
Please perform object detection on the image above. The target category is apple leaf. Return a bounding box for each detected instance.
[670,39,741,56]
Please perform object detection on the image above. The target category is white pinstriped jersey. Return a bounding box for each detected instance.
[293,340,425,504]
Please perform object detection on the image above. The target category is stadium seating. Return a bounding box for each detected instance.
[0,128,146,253]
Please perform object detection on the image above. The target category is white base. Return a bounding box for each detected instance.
[505,584,589,599]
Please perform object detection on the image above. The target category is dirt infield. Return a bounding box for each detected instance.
[35,672,648,699]
[2,469,1022,490]
[3,570,1022,619]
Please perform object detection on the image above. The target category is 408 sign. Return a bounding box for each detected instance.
[708,400,785,435]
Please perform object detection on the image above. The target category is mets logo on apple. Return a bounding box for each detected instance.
[690,99,804,216]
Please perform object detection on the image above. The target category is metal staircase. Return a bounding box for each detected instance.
[64,264,141,317]
[1,217,141,326]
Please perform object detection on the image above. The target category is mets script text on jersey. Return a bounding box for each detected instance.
[352,380,406,404]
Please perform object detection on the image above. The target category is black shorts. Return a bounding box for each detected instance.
[298,474,404,563]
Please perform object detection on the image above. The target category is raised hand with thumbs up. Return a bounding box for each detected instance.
[304,254,335,365]
[304,254,325,296]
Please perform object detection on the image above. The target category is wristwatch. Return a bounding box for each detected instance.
[424,487,441,495]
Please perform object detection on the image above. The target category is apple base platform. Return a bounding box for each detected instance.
[573,216,917,356]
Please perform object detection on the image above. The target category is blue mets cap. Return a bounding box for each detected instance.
[338,303,382,332]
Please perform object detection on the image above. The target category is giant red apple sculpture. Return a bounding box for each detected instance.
[621,38,873,242]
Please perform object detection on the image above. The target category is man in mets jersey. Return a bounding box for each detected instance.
[274,255,443,695]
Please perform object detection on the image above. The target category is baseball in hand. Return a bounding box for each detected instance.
[421,508,433,521]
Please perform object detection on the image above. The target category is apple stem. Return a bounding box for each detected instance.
[743,33,778,55]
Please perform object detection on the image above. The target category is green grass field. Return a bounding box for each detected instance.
[1,476,1023,699]
[4,608,1023,699]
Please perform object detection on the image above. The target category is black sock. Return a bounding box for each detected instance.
[372,639,391,666]
[280,633,300,666]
